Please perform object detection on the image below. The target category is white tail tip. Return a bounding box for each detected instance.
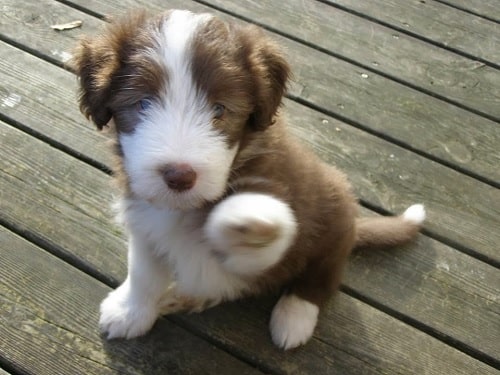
[402,204,426,225]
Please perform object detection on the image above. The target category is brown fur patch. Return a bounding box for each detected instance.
[190,19,290,146]
[73,10,423,310]
[227,117,358,306]
[71,10,166,131]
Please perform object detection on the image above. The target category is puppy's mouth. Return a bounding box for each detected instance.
[146,190,206,211]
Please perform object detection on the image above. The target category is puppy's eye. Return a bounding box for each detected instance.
[137,98,153,112]
[213,103,225,119]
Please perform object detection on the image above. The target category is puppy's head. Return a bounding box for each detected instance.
[72,10,290,210]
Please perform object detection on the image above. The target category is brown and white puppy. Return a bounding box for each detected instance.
[72,9,425,349]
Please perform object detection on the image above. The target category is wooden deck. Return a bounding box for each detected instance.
[1,0,499,374]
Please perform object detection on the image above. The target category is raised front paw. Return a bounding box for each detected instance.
[99,285,159,340]
[222,216,281,248]
[204,193,298,275]
[205,192,297,252]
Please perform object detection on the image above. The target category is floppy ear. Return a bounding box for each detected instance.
[70,12,152,130]
[70,37,117,129]
[243,26,291,131]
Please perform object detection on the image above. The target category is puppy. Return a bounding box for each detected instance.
[72,9,425,349]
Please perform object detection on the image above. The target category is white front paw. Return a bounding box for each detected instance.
[204,193,297,276]
[99,285,159,339]
[270,294,319,350]
[206,193,297,250]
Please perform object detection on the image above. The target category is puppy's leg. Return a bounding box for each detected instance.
[99,234,170,339]
[204,192,297,276]
[270,235,353,350]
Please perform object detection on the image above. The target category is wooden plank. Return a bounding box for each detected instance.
[0,29,499,258]
[0,0,496,372]
[0,108,125,284]
[0,227,263,375]
[2,42,499,353]
[346,215,500,362]
[285,101,500,264]
[203,0,500,121]
[435,0,500,23]
[287,106,500,361]
[2,0,499,185]
[0,1,110,167]
[1,3,499,262]
[325,0,500,66]
[287,112,500,357]
[0,123,497,374]
[173,295,499,375]
[1,80,499,364]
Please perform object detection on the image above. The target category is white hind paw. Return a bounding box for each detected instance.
[270,294,319,350]
[403,204,426,225]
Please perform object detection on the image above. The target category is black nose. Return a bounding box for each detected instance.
[161,164,197,192]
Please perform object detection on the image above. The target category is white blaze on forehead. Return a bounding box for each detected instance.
[156,10,214,123]
[161,10,212,57]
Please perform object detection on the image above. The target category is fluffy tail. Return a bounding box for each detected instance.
[355,204,426,249]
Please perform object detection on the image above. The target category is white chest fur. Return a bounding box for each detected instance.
[117,198,250,302]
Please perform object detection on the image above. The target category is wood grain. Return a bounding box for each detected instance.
[1,108,498,362]
[0,227,263,375]
[173,294,498,375]
[1,0,499,183]
[0,113,126,283]
[0,0,499,371]
[0,3,499,261]
[204,0,500,120]
[284,99,500,264]
[1,28,499,256]
[325,0,500,65]
[0,1,110,167]
[437,0,500,22]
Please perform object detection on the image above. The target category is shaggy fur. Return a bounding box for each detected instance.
[72,9,425,349]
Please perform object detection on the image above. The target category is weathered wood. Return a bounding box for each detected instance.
[287,105,500,360]
[2,0,499,184]
[2,36,499,265]
[203,0,500,121]
[1,122,497,374]
[173,295,499,375]
[285,101,500,264]
[0,1,110,167]
[437,0,500,22]
[1,93,499,365]
[0,111,126,283]
[346,216,500,361]
[325,0,500,66]
[1,4,499,261]
[0,227,263,375]
[1,32,499,259]
[1,0,499,373]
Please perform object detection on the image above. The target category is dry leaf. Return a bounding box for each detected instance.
[50,20,83,31]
